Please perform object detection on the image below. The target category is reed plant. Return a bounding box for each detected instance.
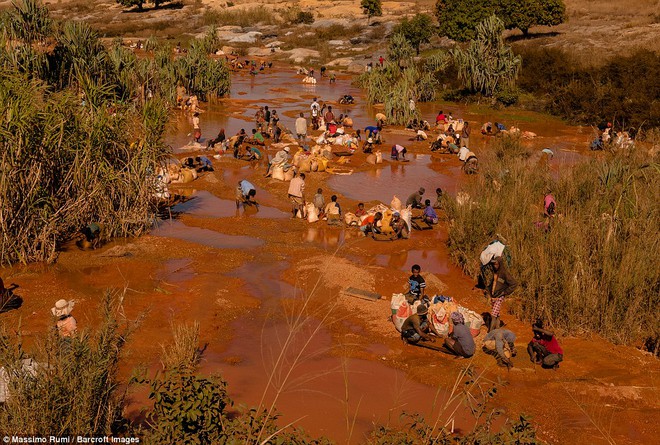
[355,45,449,125]
[0,292,134,435]
[0,0,230,265]
[444,137,660,347]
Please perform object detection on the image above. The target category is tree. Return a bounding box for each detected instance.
[387,31,414,66]
[360,0,382,25]
[499,0,566,35]
[451,15,521,96]
[435,0,493,42]
[395,14,435,55]
[435,0,566,41]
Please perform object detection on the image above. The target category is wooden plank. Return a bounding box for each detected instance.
[342,287,381,301]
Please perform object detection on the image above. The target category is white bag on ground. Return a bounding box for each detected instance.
[391,195,402,212]
[391,294,421,332]
[375,151,383,164]
[272,166,285,181]
[306,203,319,223]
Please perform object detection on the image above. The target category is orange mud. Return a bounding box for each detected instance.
[2,66,658,444]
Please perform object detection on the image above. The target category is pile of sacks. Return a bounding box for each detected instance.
[156,159,198,184]
[390,294,483,337]
[292,148,330,173]
[343,198,412,236]
[438,119,465,133]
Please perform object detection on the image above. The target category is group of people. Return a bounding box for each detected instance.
[399,262,563,370]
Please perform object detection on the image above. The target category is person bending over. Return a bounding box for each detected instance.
[236,180,258,208]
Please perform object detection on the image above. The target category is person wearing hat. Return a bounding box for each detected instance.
[52,299,77,338]
[443,312,475,358]
[400,304,435,345]
[265,146,290,177]
[362,138,374,154]
[406,187,425,209]
[390,212,409,239]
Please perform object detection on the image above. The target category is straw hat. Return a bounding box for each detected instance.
[51,299,74,317]
[284,146,290,152]
[367,138,373,143]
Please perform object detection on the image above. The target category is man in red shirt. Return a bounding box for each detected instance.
[527,320,564,369]
[378,55,384,66]
[435,110,446,124]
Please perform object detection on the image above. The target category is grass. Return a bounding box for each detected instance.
[443,136,660,348]
[201,6,279,28]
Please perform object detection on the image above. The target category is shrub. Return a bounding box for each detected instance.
[361,0,382,25]
[516,46,660,129]
[211,6,278,27]
[281,5,314,25]
[435,0,566,41]
[444,138,660,346]
[394,13,435,55]
[451,15,521,96]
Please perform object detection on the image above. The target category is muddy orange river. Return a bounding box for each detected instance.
[3,66,658,443]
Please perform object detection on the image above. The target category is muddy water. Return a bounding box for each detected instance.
[151,219,264,249]
[204,260,458,443]
[329,154,456,203]
[3,66,658,445]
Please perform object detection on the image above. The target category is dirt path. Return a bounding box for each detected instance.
[1,67,658,444]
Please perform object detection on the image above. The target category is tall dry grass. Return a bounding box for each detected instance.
[0,1,230,265]
[444,137,660,347]
[0,293,135,435]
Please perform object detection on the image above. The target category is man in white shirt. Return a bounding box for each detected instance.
[310,98,321,130]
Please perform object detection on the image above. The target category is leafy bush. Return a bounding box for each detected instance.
[361,0,382,24]
[281,5,314,25]
[435,0,566,41]
[0,1,230,265]
[445,138,660,346]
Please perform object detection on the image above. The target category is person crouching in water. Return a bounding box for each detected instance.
[391,144,407,161]
[423,199,438,225]
[401,305,435,345]
[527,319,564,369]
[236,180,258,208]
[443,312,475,358]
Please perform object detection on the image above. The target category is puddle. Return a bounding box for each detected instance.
[328,155,453,204]
[375,249,450,276]
[151,219,263,249]
[172,190,288,219]
[155,258,195,284]
[302,226,360,249]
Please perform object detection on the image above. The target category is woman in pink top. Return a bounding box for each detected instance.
[52,299,77,338]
